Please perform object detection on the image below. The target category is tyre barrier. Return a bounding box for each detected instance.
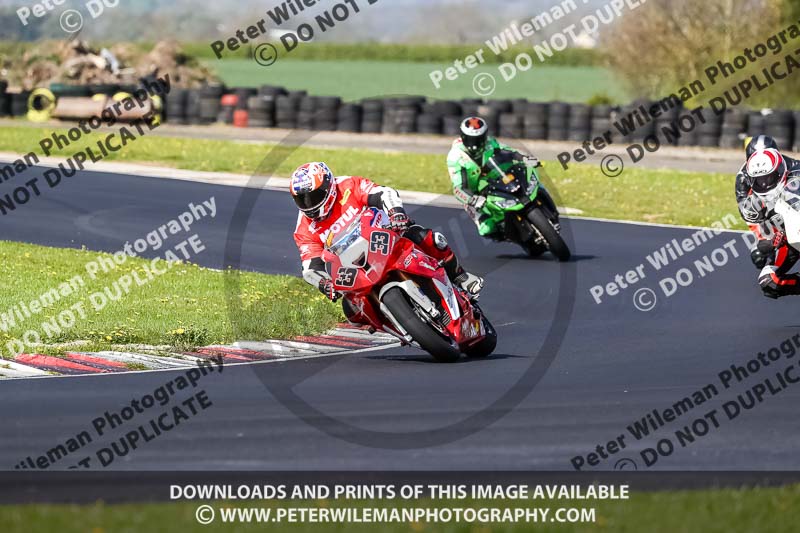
[4,81,799,150]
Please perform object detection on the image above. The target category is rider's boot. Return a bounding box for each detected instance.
[405,225,485,299]
[440,253,483,298]
[453,268,485,298]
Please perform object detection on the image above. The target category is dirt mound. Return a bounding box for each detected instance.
[7,39,216,89]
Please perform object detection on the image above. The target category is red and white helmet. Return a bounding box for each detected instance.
[746,148,788,198]
[290,162,337,221]
[460,116,488,160]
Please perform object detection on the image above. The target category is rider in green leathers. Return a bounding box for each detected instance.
[447,116,557,238]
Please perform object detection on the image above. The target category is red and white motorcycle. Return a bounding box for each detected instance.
[323,207,497,363]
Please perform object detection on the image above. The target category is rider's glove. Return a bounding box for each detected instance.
[319,278,341,302]
[468,195,487,210]
[772,230,787,248]
[523,155,541,168]
[388,208,411,233]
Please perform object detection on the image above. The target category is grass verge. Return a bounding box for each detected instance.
[0,240,343,358]
[0,484,799,533]
[0,124,742,229]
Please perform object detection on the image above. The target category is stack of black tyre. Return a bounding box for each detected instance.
[0,81,9,117]
[719,108,748,148]
[547,102,570,141]
[416,100,462,135]
[443,99,481,136]
[523,102,548,140]
[590,105,612,140]
[382,97,424,134]
[449,99,474,136]
[795,111,800,152]
[274,90,306,129]
[247,85,287,128]
[165,88,189,124]
[567,103,592,142]
[763,110,794,150]
[360,99,383,133]
[294,96,341,131]
[633,100,657,143]
[296,96,317,130]
[195,84,225,125]
[675,108,699,147]
[609,101,653,145]
[337,103,362,132]
[497,100,527,139]
[247,96,275,128]
[653,102,683,146]
[479,100,511,136]
[747,111,765,140]
[314,96,341,131]
[442,115,463,136]
[9,91,30,117]
[696,107,724,147]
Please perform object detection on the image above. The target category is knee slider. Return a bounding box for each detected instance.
[433,231,448,251]
[758,265,778,292]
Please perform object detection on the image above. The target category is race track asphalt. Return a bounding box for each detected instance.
[2,164,800,474]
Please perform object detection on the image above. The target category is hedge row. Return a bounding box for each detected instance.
[184,41,603,66]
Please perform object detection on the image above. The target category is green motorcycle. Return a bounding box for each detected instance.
[479,150,570,261]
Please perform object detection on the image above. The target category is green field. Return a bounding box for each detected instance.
[210,59,628,102]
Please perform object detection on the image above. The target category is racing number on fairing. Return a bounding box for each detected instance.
[370,231,391,255]
[336,267,358,288]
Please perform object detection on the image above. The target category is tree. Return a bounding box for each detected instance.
[601,0,795,107]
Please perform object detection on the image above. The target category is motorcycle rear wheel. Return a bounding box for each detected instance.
[463,314,497,358]
[382,287,461,363]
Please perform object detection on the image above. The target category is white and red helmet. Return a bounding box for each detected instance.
[290,162,337,221]
[746,148,788,197]
[460,116,488,159]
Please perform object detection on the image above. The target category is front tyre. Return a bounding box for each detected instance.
[528,208,570,262]
[381,287,461,363]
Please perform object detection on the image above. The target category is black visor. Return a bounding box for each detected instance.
[463,133,486,156]
[293,186,328,213]
[751,161,786,194]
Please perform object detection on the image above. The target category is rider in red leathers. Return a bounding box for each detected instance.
[290,162,484,320]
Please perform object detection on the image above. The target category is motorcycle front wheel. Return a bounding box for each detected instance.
[527,208,571,262]
[381,287,461,363]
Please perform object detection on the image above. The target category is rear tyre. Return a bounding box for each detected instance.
[528,208,570,262]
[463,314,497,358]
[381,287,461,363]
